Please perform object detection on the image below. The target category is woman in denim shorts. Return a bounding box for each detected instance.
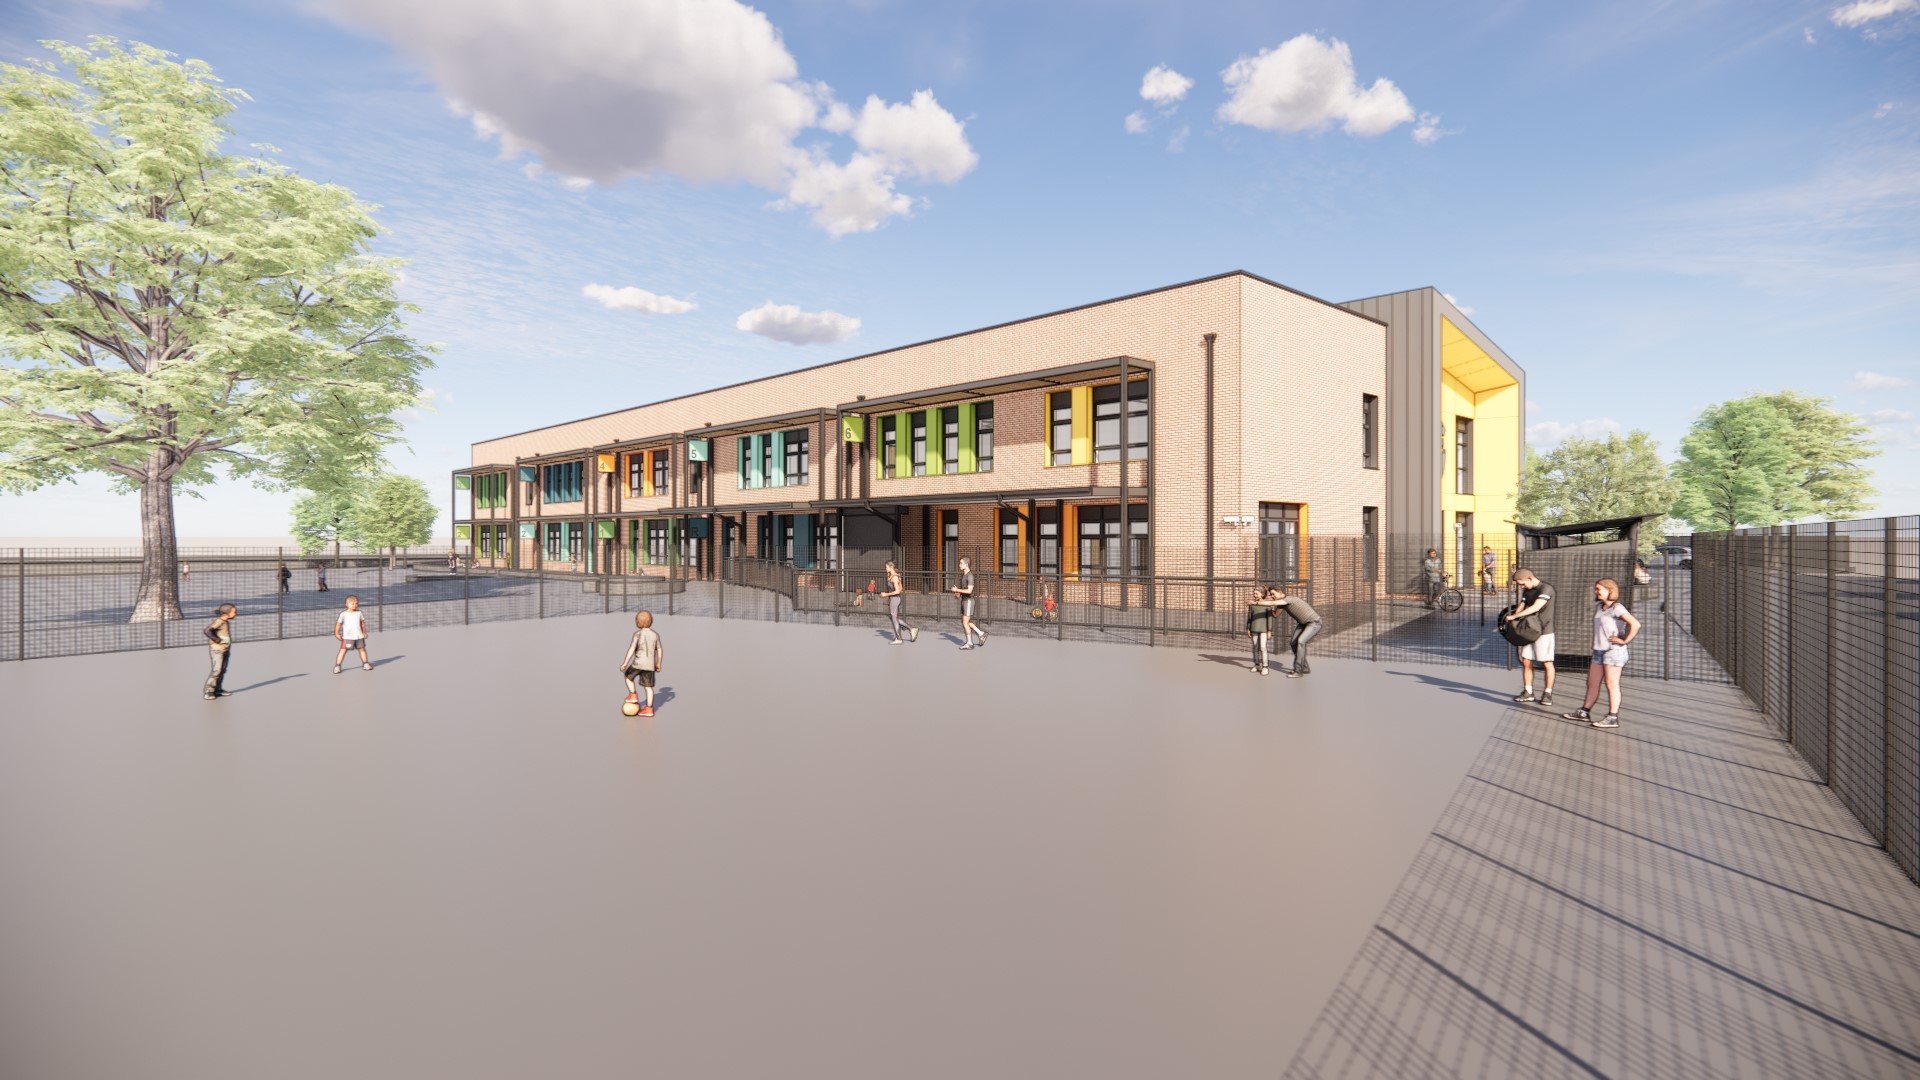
[1563,578,1640,730]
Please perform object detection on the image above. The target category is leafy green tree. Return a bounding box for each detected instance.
[351,474,435,567]
[1753,390,1879,519]
[1518,431,1678,557]
[1671,398,1799,532]
[0,41,431,621]
[291,482,369,560]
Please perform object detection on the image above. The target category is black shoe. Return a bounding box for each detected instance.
[1562,708,1591,721]
[1539,692,1553,707]
[1512,690,1536,703]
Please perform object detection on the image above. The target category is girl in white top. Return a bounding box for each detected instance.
[333,595,371,674]
[1562,578,1639,730]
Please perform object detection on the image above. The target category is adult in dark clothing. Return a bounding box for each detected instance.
[1501,568,1557,706]
[1270,587,1323,678]
[279,565,291,593]
[203,603,237,699]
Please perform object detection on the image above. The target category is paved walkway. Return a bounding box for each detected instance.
[1284,678,1920,1078]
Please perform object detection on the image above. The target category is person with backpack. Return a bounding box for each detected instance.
[1501,568,1556,706]
[1563,578,1641,730]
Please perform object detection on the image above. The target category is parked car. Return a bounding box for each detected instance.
[1654,544,1693,570]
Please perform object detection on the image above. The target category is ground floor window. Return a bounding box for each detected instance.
[1038,507,1060,576]
[817,515,839,571]
[647,520,671,565]
[999,509,1019,576]
[1077,504,1147,579]
[1259,503,1302,582]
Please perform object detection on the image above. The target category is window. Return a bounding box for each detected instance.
[738,437,753,489]
[817,515,839,571]
[1362,507,1378,581]
[479,527,492,558]
[542,461,582,503]
[1259,503,1302,582]
[785,429,809,487]
[1455,417,1473,495]
[1077,505,1147,579]
[1092,381,1149,462]
[653,452,669,496]
[881,416,898,478]
[629,455,645,496]
[1363,394,1379,469]
[567,523,582,564]
[910,412,927,476]
[1050,391,1073,465]
[781,516,796,563]
[689,462,702,499]
[1038,507,1060,576]
[679,523,701,570]
[646,520,671,565]
[545,522,564,562]
[942,408,960,474]
[761,438,775,491]
[999,509,1019,576]
[976,402,994,472]
[475,473,507,509]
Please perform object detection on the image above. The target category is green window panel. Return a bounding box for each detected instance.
[454,524,471,538]
[596,520,617,540]
[455,475,472,491]
[957,403,977,473]
[894,412,912,478]
[769,430,786,488]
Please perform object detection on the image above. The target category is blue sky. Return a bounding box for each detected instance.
[2,0,1917,539]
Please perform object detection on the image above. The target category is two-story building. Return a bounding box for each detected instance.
[453,272,1523,594]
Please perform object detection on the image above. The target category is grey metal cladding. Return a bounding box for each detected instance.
[1341,288,1439,538]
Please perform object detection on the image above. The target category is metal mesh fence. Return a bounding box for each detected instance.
[1692,516,1920,884]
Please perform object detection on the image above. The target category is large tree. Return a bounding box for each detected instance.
[1518,431,1678,557]
[352,473,435,568]
[1753,390,1879,520]
[1671,397,1800,532]
[0,40,431,621]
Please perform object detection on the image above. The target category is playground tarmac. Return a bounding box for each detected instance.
[0,610,1508,1080]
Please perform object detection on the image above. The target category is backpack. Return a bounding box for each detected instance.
[1498,603,1544,646]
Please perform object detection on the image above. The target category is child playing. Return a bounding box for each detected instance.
[333,595,371,674]
[619,610,666,716]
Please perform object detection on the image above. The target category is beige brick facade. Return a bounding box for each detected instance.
[458,272,1389,577]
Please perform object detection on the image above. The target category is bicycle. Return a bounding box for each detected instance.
[1029,583,1059,622]
[1432,573,1464,613]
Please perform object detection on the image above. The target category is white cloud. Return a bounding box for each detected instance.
[779,152,915,238]
[1864,408,1913,424]
[320,0,974,235]
[736,302,860,345]
[847,90,979,183]
[1805,26,1819,43]
[1124,111,1151,135]
[1140,65,1194,105]
[1442,292,1476,315]
[1411,112,1453,145]
[1850,371,1912,391]
[1218,34,1416,138]
[1527,418,1622,448]
[1831,0,1917,28]
[1167,125,1191,153]
[581,283,696,315]
[1874,102,1896,119]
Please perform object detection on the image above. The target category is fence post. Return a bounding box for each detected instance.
[277,547,284,641]
[1786,525,1796,745]
[463,553,470,626]
[17,548,25,662]
[1825,521,1836,785]
[1884,517,1897,848]
[537,558,545,619]
[669,561,676,617]
[1662,546,1673,680]
[377,559,385,633]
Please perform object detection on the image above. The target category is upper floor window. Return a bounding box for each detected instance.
[1455,417,1473,495]
[941,407,961,475]
[881,416,898,478]
[1093,381,1149,462]
[653,452,669,495]
[1363,394,1379,469]
[910,412,927,476]
[785,428,809,487]
[1050,391,1073,466]
[542,461,582,503]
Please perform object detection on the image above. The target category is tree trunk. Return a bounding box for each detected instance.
[131,452,182,623]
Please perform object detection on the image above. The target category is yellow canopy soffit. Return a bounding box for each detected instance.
[1441,317,1515,395]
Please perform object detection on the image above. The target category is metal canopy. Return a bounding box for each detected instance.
[683,408,833,440]
[835,356,1152,414]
